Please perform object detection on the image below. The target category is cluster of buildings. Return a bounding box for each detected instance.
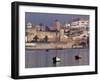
[25,18,89,48]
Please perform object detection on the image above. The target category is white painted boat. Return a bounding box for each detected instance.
[26,43,36,46]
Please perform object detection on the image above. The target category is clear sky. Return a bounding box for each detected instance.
[25,12,89,27]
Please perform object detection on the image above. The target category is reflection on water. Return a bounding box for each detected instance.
[25,48,89,68]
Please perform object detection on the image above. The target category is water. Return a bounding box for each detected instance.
[25,48,89,68]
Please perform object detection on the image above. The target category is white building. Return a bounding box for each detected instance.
[35,25,41,31]
[71,19,89,28]
[27,22,32,28]
[64,23,71,28]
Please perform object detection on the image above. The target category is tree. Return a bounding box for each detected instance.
[39,23,44,31]
[44,35,48,42]
[33,35,39,42]
[45,26,50,31]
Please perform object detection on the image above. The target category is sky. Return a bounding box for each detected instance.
[25,12,89,27]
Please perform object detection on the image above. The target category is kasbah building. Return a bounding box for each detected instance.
[25,18,89,48]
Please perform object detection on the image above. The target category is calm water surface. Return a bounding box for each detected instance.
[25,48,89,68]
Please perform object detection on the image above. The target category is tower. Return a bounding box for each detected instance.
[53,20,61,31]
[60,29,64,42]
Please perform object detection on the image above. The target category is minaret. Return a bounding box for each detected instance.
[53,20,61,31]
